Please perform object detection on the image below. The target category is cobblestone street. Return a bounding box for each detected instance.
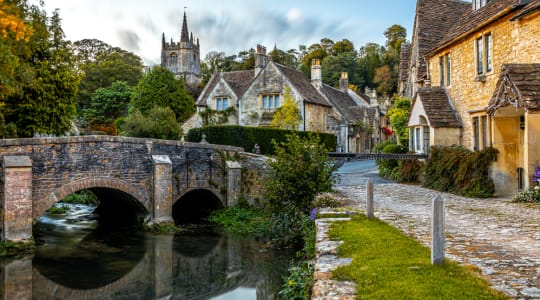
[336,171,540,299]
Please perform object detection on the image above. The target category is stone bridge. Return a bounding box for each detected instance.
[0,136,266,241]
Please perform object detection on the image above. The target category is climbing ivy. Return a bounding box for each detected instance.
[199,107,236,126]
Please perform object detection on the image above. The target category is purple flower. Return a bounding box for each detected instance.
[310,208,318,221]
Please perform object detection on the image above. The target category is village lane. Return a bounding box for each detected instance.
[335,162,540,299]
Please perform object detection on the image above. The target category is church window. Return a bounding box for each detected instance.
[216,97,229,111]
[170,53,178,73]
[261,94,281,109]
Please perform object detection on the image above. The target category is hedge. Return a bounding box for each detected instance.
[187,125,337,155]
[421,145,498,198]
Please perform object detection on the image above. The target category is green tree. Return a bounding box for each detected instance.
[357,42,384,88]
[121,106,182,140]
[387,96,411,145]
[384,24,407,53]
[269,45,297,68]
[3,8,80,137]
[265,133,335,214]
[83,81,131,134]
[331,39,355,56]
[271,87,301,130]
[74,41,143,112]
[322,52,365,88]
[130,66,195,122]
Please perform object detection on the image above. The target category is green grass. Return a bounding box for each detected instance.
[329,215,509,300]
[207,206,271,235]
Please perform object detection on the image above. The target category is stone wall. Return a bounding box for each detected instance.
[427,10,540,194]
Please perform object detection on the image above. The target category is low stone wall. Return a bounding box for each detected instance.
[312,211,357,299]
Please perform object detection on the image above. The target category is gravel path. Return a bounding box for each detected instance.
[336,172,540,299]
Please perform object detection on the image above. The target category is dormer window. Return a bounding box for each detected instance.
[473,0,490,11]
[216,97,229,111]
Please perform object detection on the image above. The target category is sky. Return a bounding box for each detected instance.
[41,0,420,66]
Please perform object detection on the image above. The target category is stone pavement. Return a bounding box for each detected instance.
[336,172,540,299]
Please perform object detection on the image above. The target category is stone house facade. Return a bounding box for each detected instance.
[161,12,201,87]
[402,0,540,195]
[185,45,384,153]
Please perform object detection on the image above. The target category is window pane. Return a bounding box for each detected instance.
[481,116,487,149]
[446,54,451,86]
[223,98,228,110]
[485,34,492,72]
[415,128,422,151]
[439,56,444,86]
[275,95,280,107]
[216,98,222,110]
[473,117,480,151]
[476,37,483,75]
[263,96,268,108]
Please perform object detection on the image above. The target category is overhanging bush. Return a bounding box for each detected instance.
[374,140,408,179]
[421,145,498,198]
[187,125,337,155]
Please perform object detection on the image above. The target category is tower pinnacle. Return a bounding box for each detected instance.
[181,11,189,43]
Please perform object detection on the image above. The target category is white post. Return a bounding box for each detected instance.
[366,179,374,219]
[431,195,445,265]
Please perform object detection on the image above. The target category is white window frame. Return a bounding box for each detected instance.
[216,97,229,111]
[261,94,281,109]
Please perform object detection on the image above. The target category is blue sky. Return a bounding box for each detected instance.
[42,0,421,66]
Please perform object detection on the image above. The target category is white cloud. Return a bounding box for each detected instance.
[286,8,302,23]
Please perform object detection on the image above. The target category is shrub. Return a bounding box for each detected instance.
[422,145,498,198]
[512,186,540,203]
[374,140,408,179]
[397,159,424,183]
[187,125,336,155]
[121,106,182,140]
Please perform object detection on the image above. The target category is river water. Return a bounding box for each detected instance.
[0,203,296,299]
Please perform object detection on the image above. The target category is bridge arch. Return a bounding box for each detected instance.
[36,177,148,221]
[173,189,224,223]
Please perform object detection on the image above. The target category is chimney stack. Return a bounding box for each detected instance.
[254,44,267,76]
[311,59,322,89]
[339,72,349,91]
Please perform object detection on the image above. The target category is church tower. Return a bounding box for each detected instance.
[161,12,201,86]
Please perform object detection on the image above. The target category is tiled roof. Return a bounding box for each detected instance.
[321,84,358,119]
[222,70,254,97]
[274,64,331,107]
[400,43,411,83]
[413,0,470,79]
[196,70,254,106]
[488,64,540,114]
[416,86,461,128]
[511,0,540,20]
[433,0,532,52]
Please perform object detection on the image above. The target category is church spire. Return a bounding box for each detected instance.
[181,10,189,43]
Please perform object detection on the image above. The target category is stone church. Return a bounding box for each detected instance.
[161,12,201,86]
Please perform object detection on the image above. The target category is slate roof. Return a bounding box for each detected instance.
[488,64,540,114]
[321,85,358,118]
[274,64,331,107]
[196,70,254,106]
[413,0,470,79]
[432,0,535,53]
[399,42,411,83]
[416,87,461,128]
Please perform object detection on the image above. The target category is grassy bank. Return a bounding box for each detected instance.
[329,215,509,299]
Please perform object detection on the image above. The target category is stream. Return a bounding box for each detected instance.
[0,202,296,299]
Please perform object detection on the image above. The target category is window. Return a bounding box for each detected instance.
[485,34,492,73]
[476,37,484,75]
[476,33,493,76]
[170,53,178,73]
[473,115,490,151]
[446,53,451,86]
[415,127,422,152]
[439,54,451,86]
[261,94,280,109]
[439,56,445,86]
[473,0,489,10]
[216,97,228,111]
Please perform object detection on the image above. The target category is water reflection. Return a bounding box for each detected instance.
[0,203,294,299]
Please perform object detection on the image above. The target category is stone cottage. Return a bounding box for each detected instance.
[401,0,540,195]
[184,45,384,153]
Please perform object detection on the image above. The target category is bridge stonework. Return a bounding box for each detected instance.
[0,136,265,241]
